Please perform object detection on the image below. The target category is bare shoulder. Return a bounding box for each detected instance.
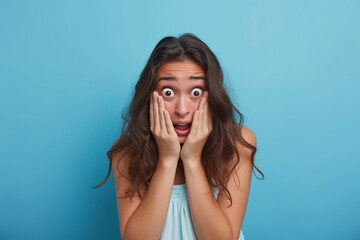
[111,147,147,197]
[227,125,257,172]
[238,125,257,148]
[217,125,255,237]
[111,147,147,236]
[111,149,131,179]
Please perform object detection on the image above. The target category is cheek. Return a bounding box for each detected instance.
[191,100,201,112]
[163,101,172,111]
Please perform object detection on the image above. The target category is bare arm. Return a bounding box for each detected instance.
[113,153,178,240]
[183,126,255,240]
[184,127,256,240]
[114,92,181,240]
[183,160,234,239]
[216,126,254,239]
[181,95,255,240]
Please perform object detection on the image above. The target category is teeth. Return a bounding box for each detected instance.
[177,123,188,126]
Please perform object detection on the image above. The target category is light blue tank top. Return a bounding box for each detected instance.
[158,183,245,240]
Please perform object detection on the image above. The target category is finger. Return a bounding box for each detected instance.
[205,100,212,134]
[202,91,210,132]
[163,109,175,135]
[205,92,213,131]
[203,98,208,132]
[191,110,200,136]
[203,91,208,99]
[150,92,154,132]
[158,96,167,134]
[199,97,206,132]
[153,92,160,132]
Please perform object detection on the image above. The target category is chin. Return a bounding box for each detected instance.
[178,136,187,144]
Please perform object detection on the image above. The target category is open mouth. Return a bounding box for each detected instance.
[173,123,191,136]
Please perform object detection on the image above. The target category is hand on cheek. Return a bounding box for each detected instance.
[180,91,213,163]
[150,91,180,163]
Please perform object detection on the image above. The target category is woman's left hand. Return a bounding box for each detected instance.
[180,91,213,164]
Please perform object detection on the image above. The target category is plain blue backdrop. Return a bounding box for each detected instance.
[1,0,359,239]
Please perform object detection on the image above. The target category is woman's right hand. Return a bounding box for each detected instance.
[150,91,180,163]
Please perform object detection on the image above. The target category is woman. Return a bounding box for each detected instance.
[94,33,264,239]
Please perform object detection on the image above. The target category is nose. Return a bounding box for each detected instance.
[175,95,190,117]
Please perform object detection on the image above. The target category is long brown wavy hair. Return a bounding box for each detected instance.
[93,33,264,207]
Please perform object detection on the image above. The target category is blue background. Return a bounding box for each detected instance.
[1,0,359,239]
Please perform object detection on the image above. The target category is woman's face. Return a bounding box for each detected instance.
[155,59,206,144]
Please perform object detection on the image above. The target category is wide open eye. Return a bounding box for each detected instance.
[190,88,203,98]
[162,88,174,97]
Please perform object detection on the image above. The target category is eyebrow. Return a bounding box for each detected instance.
[158,76,205,81]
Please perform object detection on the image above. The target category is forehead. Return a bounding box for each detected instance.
[156,60,205,79]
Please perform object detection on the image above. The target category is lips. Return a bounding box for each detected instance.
[173,123,191,136]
